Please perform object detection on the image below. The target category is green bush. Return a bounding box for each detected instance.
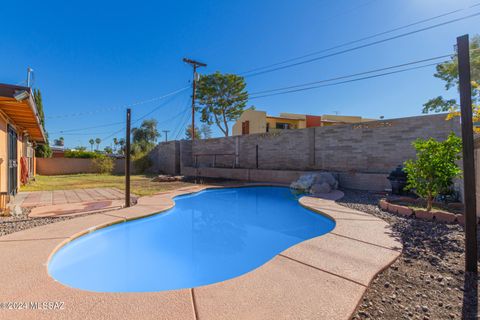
[404,132,462,211]
[65,150,101,159]
[132,152,152,174]
[92,156,114,174]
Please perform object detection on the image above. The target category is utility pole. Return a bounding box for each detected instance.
[183,58,207,141]
[163,130,170,142]
[125,108,131,208]
[26,67,34,87]
[457,34,477,274]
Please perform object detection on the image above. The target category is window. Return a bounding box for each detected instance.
[275,122,290,129]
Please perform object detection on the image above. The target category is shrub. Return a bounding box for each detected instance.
[403,132,462,211]
[132,152,152,174]
[65,150,101,159]
[92,156,114,174]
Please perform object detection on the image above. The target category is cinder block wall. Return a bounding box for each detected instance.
[181,114,460,173]
[149,141,180,175]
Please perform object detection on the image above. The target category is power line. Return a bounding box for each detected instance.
[175,113,192,140]
[249,61,442,100]
[241,10,480,78]
[101,94,191,141]
[51,87,188,135]
[50,121,125,134]
[46,86,189,119]
[240,2,480,76]
[249,54,451,96]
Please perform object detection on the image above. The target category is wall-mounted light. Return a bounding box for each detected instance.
[13,90,29,101]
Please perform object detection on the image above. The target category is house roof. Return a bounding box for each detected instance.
[0,83,46,143]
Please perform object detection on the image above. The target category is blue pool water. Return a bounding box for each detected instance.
[48,187,335,292]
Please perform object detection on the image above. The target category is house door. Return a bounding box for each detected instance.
[7,125,18,196]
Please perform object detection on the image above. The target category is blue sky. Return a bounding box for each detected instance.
[1,0,479,149]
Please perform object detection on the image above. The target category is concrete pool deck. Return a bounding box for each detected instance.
[0,184,402,320]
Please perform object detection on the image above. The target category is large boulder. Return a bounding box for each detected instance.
[290,172,338,194]
[310,182,332,194]
[290,174,317,192]
[313,172,338,190]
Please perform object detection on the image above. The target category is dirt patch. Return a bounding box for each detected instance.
[337,189,479,320]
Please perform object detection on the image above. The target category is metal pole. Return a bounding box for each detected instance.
[457,34,477,274]
[192,65,197,141]
[163,130,170,142]
[125,108,131,208]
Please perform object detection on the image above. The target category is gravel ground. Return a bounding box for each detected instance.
[337,189,479,320]
[0,208,97,237]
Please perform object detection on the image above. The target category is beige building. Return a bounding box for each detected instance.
[0,83,46,210]
[232,109,375,136]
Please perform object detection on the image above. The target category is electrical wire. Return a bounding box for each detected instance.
[51,87,188,134]
[101,93,191,141]
[241,10,480,78]
[46,86,189,119]
[249,61,442,100]
[249,54,451,96]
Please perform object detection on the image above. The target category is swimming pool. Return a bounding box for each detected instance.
[48,187,335,292]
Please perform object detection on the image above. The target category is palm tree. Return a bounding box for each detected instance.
[88,139,95,151]
[113,137,118,152]
[95,138,101,151]
[118,138,125,155]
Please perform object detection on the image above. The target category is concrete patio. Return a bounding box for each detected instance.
[12,188,136,218]
[0,185,402,320]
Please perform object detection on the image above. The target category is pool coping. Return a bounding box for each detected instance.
[0,183,403,320]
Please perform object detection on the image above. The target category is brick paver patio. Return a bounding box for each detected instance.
[15,188,127,208]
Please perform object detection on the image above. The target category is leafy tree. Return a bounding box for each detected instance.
[95,138,101,150]
[118,138,126,155]
[195,72,252,136]
[89,139,95,151]
[75,146,87,152]
[185,125,201,140]
[131,119,160,153]
[200,124,212,139]
[404,132,462,211]
[33,89,52,157]
[53,137,64,147]
[423,35,480,132]
[104,146,113,154]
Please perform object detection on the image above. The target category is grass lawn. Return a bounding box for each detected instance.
[21,174,194,196]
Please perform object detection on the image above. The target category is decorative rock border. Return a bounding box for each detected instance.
[378,198,477,226]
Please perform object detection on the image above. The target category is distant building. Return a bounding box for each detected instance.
[51,146,65,158]
[232,110,375,136]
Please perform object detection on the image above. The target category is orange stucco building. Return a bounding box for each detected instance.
[232,110,376,136]
[0,84,46,210]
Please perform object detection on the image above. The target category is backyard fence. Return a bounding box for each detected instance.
[151,114,461,191]
[36,158,128,175]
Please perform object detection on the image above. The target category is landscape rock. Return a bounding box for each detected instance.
[433,211,457,224]
[313,172,338,190]
[414,210,434,221]
[310,182,331,194]
[290,172,338,194]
